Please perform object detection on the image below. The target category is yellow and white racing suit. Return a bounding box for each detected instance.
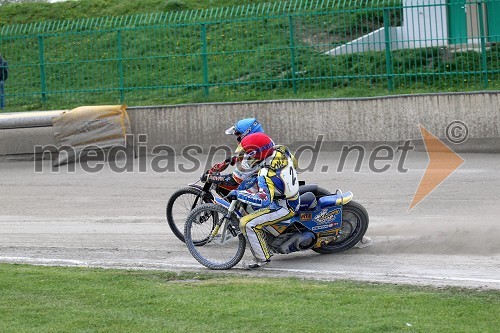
[235,146,300,261]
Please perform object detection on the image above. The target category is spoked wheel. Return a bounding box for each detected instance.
[314,187,331,198]
[312,201,369,254]
[166,187,213,243]
[185,203,246,270]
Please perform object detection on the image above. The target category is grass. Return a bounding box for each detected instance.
[0,0,499,112]
[0,0,402,25]
[0,0,260,24]
[0,263,499,332]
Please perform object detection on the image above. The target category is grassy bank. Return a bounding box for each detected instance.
[0,264,499,332]
[1,0,498,112]
[0,0,263,25]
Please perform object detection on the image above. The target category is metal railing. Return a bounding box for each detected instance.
[0,0,498,111]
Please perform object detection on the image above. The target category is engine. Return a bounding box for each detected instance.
[275,231,316,254]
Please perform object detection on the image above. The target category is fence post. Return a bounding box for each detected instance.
[288,15,298,94]
[117,29,125,103]
[383,9,394,91]
[477,1,488,88]
[38,35,47,103]
[201,23,209,97]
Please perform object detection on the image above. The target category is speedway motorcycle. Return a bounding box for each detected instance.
[183,185,369,270]
[166,171,331,243]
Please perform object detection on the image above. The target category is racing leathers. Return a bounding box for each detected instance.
[204,118,265,189]
[205,144,298,191]
[202,154,259,190]
[234,146,300,262]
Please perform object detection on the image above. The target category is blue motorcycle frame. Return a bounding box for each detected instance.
[184,186,368,270]
[213,190,355,249]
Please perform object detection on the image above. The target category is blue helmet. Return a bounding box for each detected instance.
[225,118,264,141]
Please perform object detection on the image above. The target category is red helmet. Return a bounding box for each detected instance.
[238,132,275,162]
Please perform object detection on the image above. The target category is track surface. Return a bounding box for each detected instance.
[1,151,499,289]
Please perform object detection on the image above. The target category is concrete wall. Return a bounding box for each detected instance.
[324,27,398,56]
[1,92,498,157]
[127,92,500,151]
[0,110,63,157]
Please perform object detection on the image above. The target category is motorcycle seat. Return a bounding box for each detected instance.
[317,191,353,208]
[298,184,318,195]
[298,192,317,210]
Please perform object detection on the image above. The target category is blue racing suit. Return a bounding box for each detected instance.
[235,146,300,261]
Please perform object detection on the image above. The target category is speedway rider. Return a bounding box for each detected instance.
[202,118,265,189]
[228,132,300,269]
[203,119,373,253]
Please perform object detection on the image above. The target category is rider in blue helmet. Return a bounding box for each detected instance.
[211,118,264,173]
[224,118,264,142]
[202,118,265,188]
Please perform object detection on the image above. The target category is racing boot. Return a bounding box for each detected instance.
[241,258,270,269]
[355,236,373,248]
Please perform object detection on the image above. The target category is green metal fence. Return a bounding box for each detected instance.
[0,0,499,112]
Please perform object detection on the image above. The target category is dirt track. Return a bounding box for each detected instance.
[0,151,499,289]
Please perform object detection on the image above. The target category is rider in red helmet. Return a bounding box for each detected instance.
[229,132,300,269]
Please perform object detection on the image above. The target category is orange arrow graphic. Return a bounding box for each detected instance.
[409,124,464,210]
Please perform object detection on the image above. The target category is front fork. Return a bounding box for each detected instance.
[191,190,207,209]
[210,200,239,241]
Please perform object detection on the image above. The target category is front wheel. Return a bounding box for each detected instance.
[166,186,213,243]
[185,203,246,270]
[312,201,369,254]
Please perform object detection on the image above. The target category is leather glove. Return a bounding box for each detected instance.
[201,171,218,182]
[210,161,229,173]
[210,155,240,173]
[201,172,226,184]
[200,172,209,182]
[228,156,239,166]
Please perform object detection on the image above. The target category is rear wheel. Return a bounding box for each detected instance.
[299,185,331,198]
[312,201,369,254]
[313,187,331,198]
[185,203,246,270]
[166,187,213,243]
